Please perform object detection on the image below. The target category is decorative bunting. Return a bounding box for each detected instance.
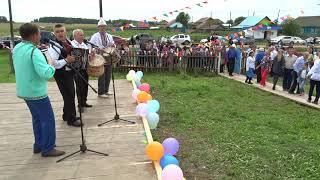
[152,17,158,21]
[169,12,173,15]
[203,1,208,3]
[174,10,179,12]
[185,6,191,9]
[196,3,203,7]
[163,13,169,17]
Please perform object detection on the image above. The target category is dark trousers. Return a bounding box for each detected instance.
[25,97,56,154]
[289,71,300,94]
[227,58,235,75]
[98,65,112,95]
[220,64,225,73]
[283,68,293,90]
[309,80,320,102]
[273,75,280,88]
[256,67,261,83]
[75,70,89,106]
[54,70,76,123]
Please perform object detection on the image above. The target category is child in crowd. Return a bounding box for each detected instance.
[245,51,255,84]
[297,62,309,96]
[259,54,272,87]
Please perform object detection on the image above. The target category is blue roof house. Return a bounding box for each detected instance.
[232,16,281,40]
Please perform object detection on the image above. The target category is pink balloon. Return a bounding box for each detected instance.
[132,89,141,101]
[162,164,183,180]
[138,83,150,93]
[135,103,148,117]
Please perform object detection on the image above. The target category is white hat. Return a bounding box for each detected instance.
[259,47,265,51]
[231,44,236,48]
[98,17,107,26]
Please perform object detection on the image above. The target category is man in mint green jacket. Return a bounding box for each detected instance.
[13,23,65,157]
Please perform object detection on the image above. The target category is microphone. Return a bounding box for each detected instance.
[84,39,98,48]
[43,38,63,49]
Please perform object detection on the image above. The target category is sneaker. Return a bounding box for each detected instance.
[105,92,113,96]
[42,149,65,157]
[82,103,93,108]
[98,94,109,98]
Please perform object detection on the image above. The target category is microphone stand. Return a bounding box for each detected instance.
[52,43,108,163]
[98,50,135,126]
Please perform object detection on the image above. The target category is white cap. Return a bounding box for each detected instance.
[98,17,107,27]
[231,44,236,48]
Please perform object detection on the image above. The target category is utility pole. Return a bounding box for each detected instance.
[276,9,280,25]
[229,11,232,29]
[99,0,103,17]
[8,0,14,73]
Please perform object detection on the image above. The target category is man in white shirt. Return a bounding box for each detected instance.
[283,47,297,91]
[48,24,82,127]
[71,29,93,112]
[90,18,115,98]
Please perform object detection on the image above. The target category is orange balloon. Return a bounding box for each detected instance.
[145,141,164,161]
[147,94,152,101]
[137,91,149,103]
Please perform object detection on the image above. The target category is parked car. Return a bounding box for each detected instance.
[305,37,320,44]
[170,34,191,45]
[270,36,306,46]
[232,36,255,45]
[0,35,22,47]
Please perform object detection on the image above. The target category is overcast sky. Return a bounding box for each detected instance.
[1,0,319,23]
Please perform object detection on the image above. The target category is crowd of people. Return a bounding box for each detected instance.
[242,45,320,105]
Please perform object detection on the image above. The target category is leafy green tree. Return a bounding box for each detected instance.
[281,19,301,36]
[176,12,190,28]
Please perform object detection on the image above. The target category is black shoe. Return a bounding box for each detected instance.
[248,82,253,85]
[307,99,312,103]
[33,147,41,154]
[312,101,319,105]
[75,117,80,120]
[68,120,83,127]
[272,87,276,90]
[82,103,93,108]
[288,91,294,94]
[42,149,65,157]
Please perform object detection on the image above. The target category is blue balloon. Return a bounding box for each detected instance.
[160,155,179,169]
[135,80,141,87]
[136,71,144,79]
[147,100,160,113]
[146,112,159,129]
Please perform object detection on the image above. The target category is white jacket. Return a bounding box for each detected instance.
[307,59,320,81]
[246,56,255,71]
[89,32,114,48]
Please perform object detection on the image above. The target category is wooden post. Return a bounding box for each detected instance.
[99,0,103,18]
[8,0,15,74]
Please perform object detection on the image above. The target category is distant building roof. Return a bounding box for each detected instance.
[193,17,224,27]
[138,21,149,28]
[295,16,320,27]
[169,22,184,29]
[233,16,273,29]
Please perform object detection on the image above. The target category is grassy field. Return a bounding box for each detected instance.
[0,49,15,83]
[143,73,320,179]
[0,22,213,42]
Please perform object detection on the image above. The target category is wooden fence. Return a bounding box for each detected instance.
[114,51,220,73]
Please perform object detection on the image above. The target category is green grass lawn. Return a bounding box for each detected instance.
[143,73,320,179]
[0,49,15,83]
